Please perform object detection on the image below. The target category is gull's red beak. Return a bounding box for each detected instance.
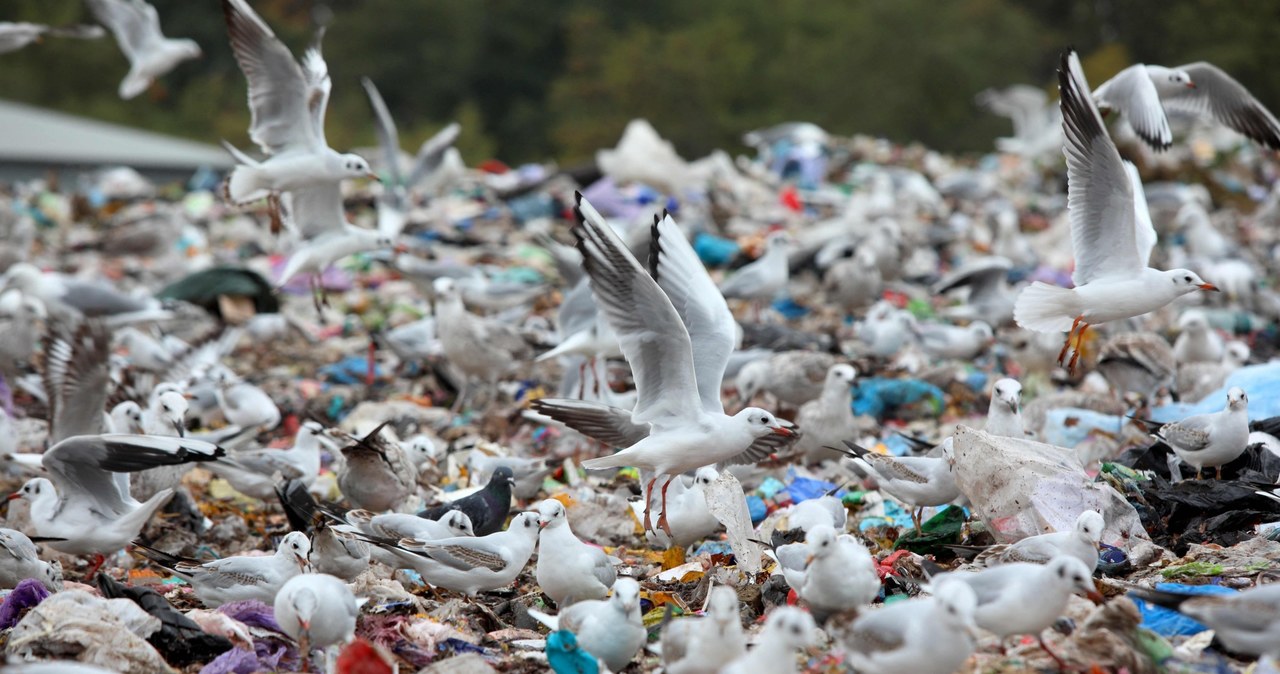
[772,426,794,437]
[394,242,410,254]
[538,520,548,530]
[299,618,311,631]
[1186,81,1197,89]
[1085,588,1105,604]
[1199,283,1219,292]
[6,493,20,501]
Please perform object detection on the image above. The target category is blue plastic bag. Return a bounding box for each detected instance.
[1131,582,1237,637]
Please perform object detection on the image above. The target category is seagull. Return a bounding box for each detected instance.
[535,499,617,606]
[275,479,369,582]
[1173,309,1225,364]
[345,507,472,568]
[1,263,172,325]
[9,434,224,559]
[207,420,328,499]
[718,606,817,674]
[274,573,359,656]
[796,364,859,464]
[1093,60,1280,151]
[134,531,310,607]
[1175,340,1249,403]
[0,22,104,55]
[361,76,461,195]
[822,246,883,316]
[840,581,979,674]
[914,321,994,361]
[932,256,1015,325]
[644,466,724,549]
[333,422,416,512]
[1127,583,1280,657]
[660,585,746,674]
[432,277,533,411]
[840,440,960,535]
[390,511,539,596]
[418,465,513,536]
[735,350,836,409]
[719,232,793,316]
[220,0,375,205]
[1096,332,1176,400]
[984,377,1025,439]
[535,199,797,535]
[212,371,280,430]
[931,556,1103,667]
[0,528,62,591]
[528,577,645,673]
[974,510,1104,572]
[1148,386,1249,479]
[1013,50,1218,373]
[85,0,201,100]
[795,525,880,621]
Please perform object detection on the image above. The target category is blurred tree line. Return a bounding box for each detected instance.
[2,0,1278,165]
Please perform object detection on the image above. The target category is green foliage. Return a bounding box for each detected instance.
[1,0,1278,164]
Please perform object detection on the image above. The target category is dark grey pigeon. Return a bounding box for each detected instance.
[418,465,514,536]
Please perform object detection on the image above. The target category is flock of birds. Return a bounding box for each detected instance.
[0,1,1278,674]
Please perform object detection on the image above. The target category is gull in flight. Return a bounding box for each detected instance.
[85,0,201,99]
[534,197,798,534]
[1094,60,1280,151]
[0,22,103,56]
[1013,49,1217,373]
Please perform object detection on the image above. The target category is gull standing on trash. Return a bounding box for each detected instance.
[345,508,473,568]
[1173,309,1225,364]
[1013,50,1218,373]
[274,573,359,655]
[432,277,533,411]
[535,499,617,606]
[932,556,1104,667]
[719,607,817,674]
[660,585,746,674]
[0,528,62,591]
[839,440,960,535]
[529,577,646,673]
[389,511,539,596]
[719,232,793,317]
[797,364,859,463]
[134,531,311,607]
[795,525,880,620]
[984,378,1025,439]
[841,581,980,674]
[1093,60,1280,150]
[975,510,1105,572]
[644,466,724,549]
[85,0,201,100]
[1148,386,1249,479]
[535,200,797,534]
[207,420,328,498]
[1128,583,1280,657]
[275,480,369,582]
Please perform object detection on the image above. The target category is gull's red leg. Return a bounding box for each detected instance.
[1058,315,1083,366]
[642,475,659,532]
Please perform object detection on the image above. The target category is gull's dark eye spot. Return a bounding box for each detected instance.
[790,625,801,635]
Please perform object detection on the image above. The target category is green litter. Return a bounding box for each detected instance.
[1160,561,1226,579]
[893,506,966,553]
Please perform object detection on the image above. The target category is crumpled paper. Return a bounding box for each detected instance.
[704,470,762,573]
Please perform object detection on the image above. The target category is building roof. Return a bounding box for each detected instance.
[0,98,233,170]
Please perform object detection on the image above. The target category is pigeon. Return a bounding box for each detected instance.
[535,498,617,606]
[974,510,1105,572]
[841,581,979,674]
[1148,386,1249,479]
[274,573,359,654]
[390,511,539,596]
[418,465,513,536]
[528,577,646,673]
[719,606,817,674]
[85,0,201,99]
[134,531,311,607]
[660,585,746,674]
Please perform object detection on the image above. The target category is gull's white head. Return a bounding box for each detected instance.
[734,407,795,440]
[278,531,312,569]
[1165,269,1218,294]
[706,585,740,626]
[1074,510,1105,545]
[1149,65,1195,93]
[404,434,440,467]
[1177,309,1209,333]
[433,277,460,299]
[41,559,63,592]
[1224,341,1250,366]
[991,378,1022,414]
[932,581,978,631]
[155,390,189,437]
[694,466,719,487]
[827,364,857,387]
[610,577,641,614]
[9,478,55,507]
[336,152,376,181]
[173,38,202,61]
[510,511,541,540]
[444,509,474,537]
[969,322,995,342]
[288,585,320,634]
[537,498,567,530]
[1047,556,1104,602]
[1226,386,1248,411]
[804,524,838,563]
[0,263,41,293]
[111,401,145,434]
[763,606,818,649]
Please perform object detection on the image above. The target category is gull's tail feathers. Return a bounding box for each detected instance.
[1013,282,1079,333]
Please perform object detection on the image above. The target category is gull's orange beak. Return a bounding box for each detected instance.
[1199,283,1219,292]
[394,242,410,254]
[299,618,311,631]
[366,172,380,181]
[1086,588,1105,604]
[1186,82,1197,89]
[538,520,548,530]
[804,554,815,567]
[6,493,20,501]
[772,426,795,437]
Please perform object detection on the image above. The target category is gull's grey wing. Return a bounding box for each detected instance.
[531,398,650,448]
[1157,416,1212,452]
[44,321,111,443]
[1094,64,1172,150]
[85,0,161,60]
[59,281,149,316]
[864,454,930,484]
[407,122,462,188]
[417,538,508,572]
[282,183,346,239]
[43,435,221,517]
[931,256,1012,297]
[361,77,403,188]
[0,529,37,561]
[649,213,737,415]
[1165,62,1280,150]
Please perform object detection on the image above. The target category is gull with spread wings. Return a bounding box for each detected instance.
[1013,49,1218,373]
[85,0,200,100]
[533,195,797,534]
